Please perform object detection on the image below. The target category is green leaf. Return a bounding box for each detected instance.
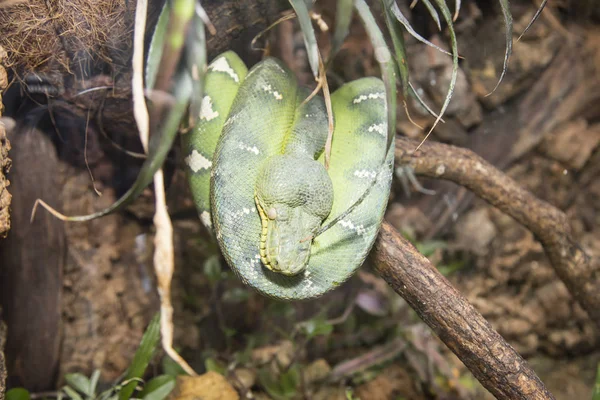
[162,354,190,377]
[139,375,176,400]
[289,0,319,78]
[65,373,93,397]
[203,255,222,284]
[489,0,513,95]
[437,260,466,276]
[204,358,227,375]
[382,0,409,96]
[593,362,600,400]
[185,6,207,123]
[415,240,446,256]
[389,2,452,56]
[428,0,458,136]
[329,0,353,61]
[258,365,300,400]
[303,317,333,339]
[354,0,396,151]
[62,386,84,400]
[222,287,250,303]
[146,2,170,89]
[89,370,101,397]
[6,388,31,400]
[420,0,441,30]
[118,313,161,400]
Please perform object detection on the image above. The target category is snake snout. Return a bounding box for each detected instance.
[255,155,334,276]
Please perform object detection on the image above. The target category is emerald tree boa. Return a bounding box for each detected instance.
[182,51,393,300]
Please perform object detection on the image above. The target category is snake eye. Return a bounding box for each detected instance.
[267,208,277,220]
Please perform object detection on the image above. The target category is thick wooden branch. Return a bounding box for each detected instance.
[372,223,555,399]
[395,136,600,329]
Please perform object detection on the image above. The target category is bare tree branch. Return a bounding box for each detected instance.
[394,136,600,330]
[372,222,555,400]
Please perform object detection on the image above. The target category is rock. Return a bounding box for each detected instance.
[539,119,600,170]
[230,368,256,393]
[168,373,239,400]
[251,340,295,370]
[454,208,497,256]
[303,359,331,385]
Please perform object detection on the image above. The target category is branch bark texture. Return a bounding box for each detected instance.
[372,222,555,400]
[395,136,599,329]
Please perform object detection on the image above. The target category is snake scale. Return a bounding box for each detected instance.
[182,51,393,300]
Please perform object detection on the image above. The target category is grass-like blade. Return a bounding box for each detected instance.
[118,313,161,400]
[408,81,444,122]
[329,0,353,62]
[391,2,452,56]
[420,0,441,30]
[355,0,396,153]
[517,0,547,41]
[289,0,320,78]
[594,362,600,400]
[382,0,409,96]
[186,7,207,124]
[146,2,170,89]
[415,0,458,149]
[453,0,461,21]
[487,0,513,95]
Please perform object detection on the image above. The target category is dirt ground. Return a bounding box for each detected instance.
[0,0,599,399]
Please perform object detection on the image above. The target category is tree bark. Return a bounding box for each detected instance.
[372,222,555,400]
[395,136,600,330]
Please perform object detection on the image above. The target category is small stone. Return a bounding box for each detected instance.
[168,373,239,400]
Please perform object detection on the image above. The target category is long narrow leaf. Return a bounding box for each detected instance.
[594,362,600,400]
[354,0,396,153]
[382,0,409,96]
[390,2,452,57]
[517,0,547,41]
[329,0,354,61]
[118,313,161,400]
[289,0,320,78]
[186,7,207,123]
[487,0,513,95]
[146,2,170,89]
[420,0,441,30]
[416,0,458,149]
[453,0,461,21]
[408,81,444,121]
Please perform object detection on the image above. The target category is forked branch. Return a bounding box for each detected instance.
[395,136,599,329]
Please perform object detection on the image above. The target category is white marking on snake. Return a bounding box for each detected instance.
[199,96,219,121]
[224,112,239,127]
[238,141,260,155]
[200,211,212,228]
[353,92,385,104]
[368,123,386,136]
[209,57,239,82]
[354,169,378,179]
[185,150,212,172]
[262,83,284,100]
[339,219,367,235]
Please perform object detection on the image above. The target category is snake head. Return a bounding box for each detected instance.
[255,155,333,276]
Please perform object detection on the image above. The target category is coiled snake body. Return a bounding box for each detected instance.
[182,52,393,300]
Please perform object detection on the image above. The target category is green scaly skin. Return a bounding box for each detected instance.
[182,51,393,300]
